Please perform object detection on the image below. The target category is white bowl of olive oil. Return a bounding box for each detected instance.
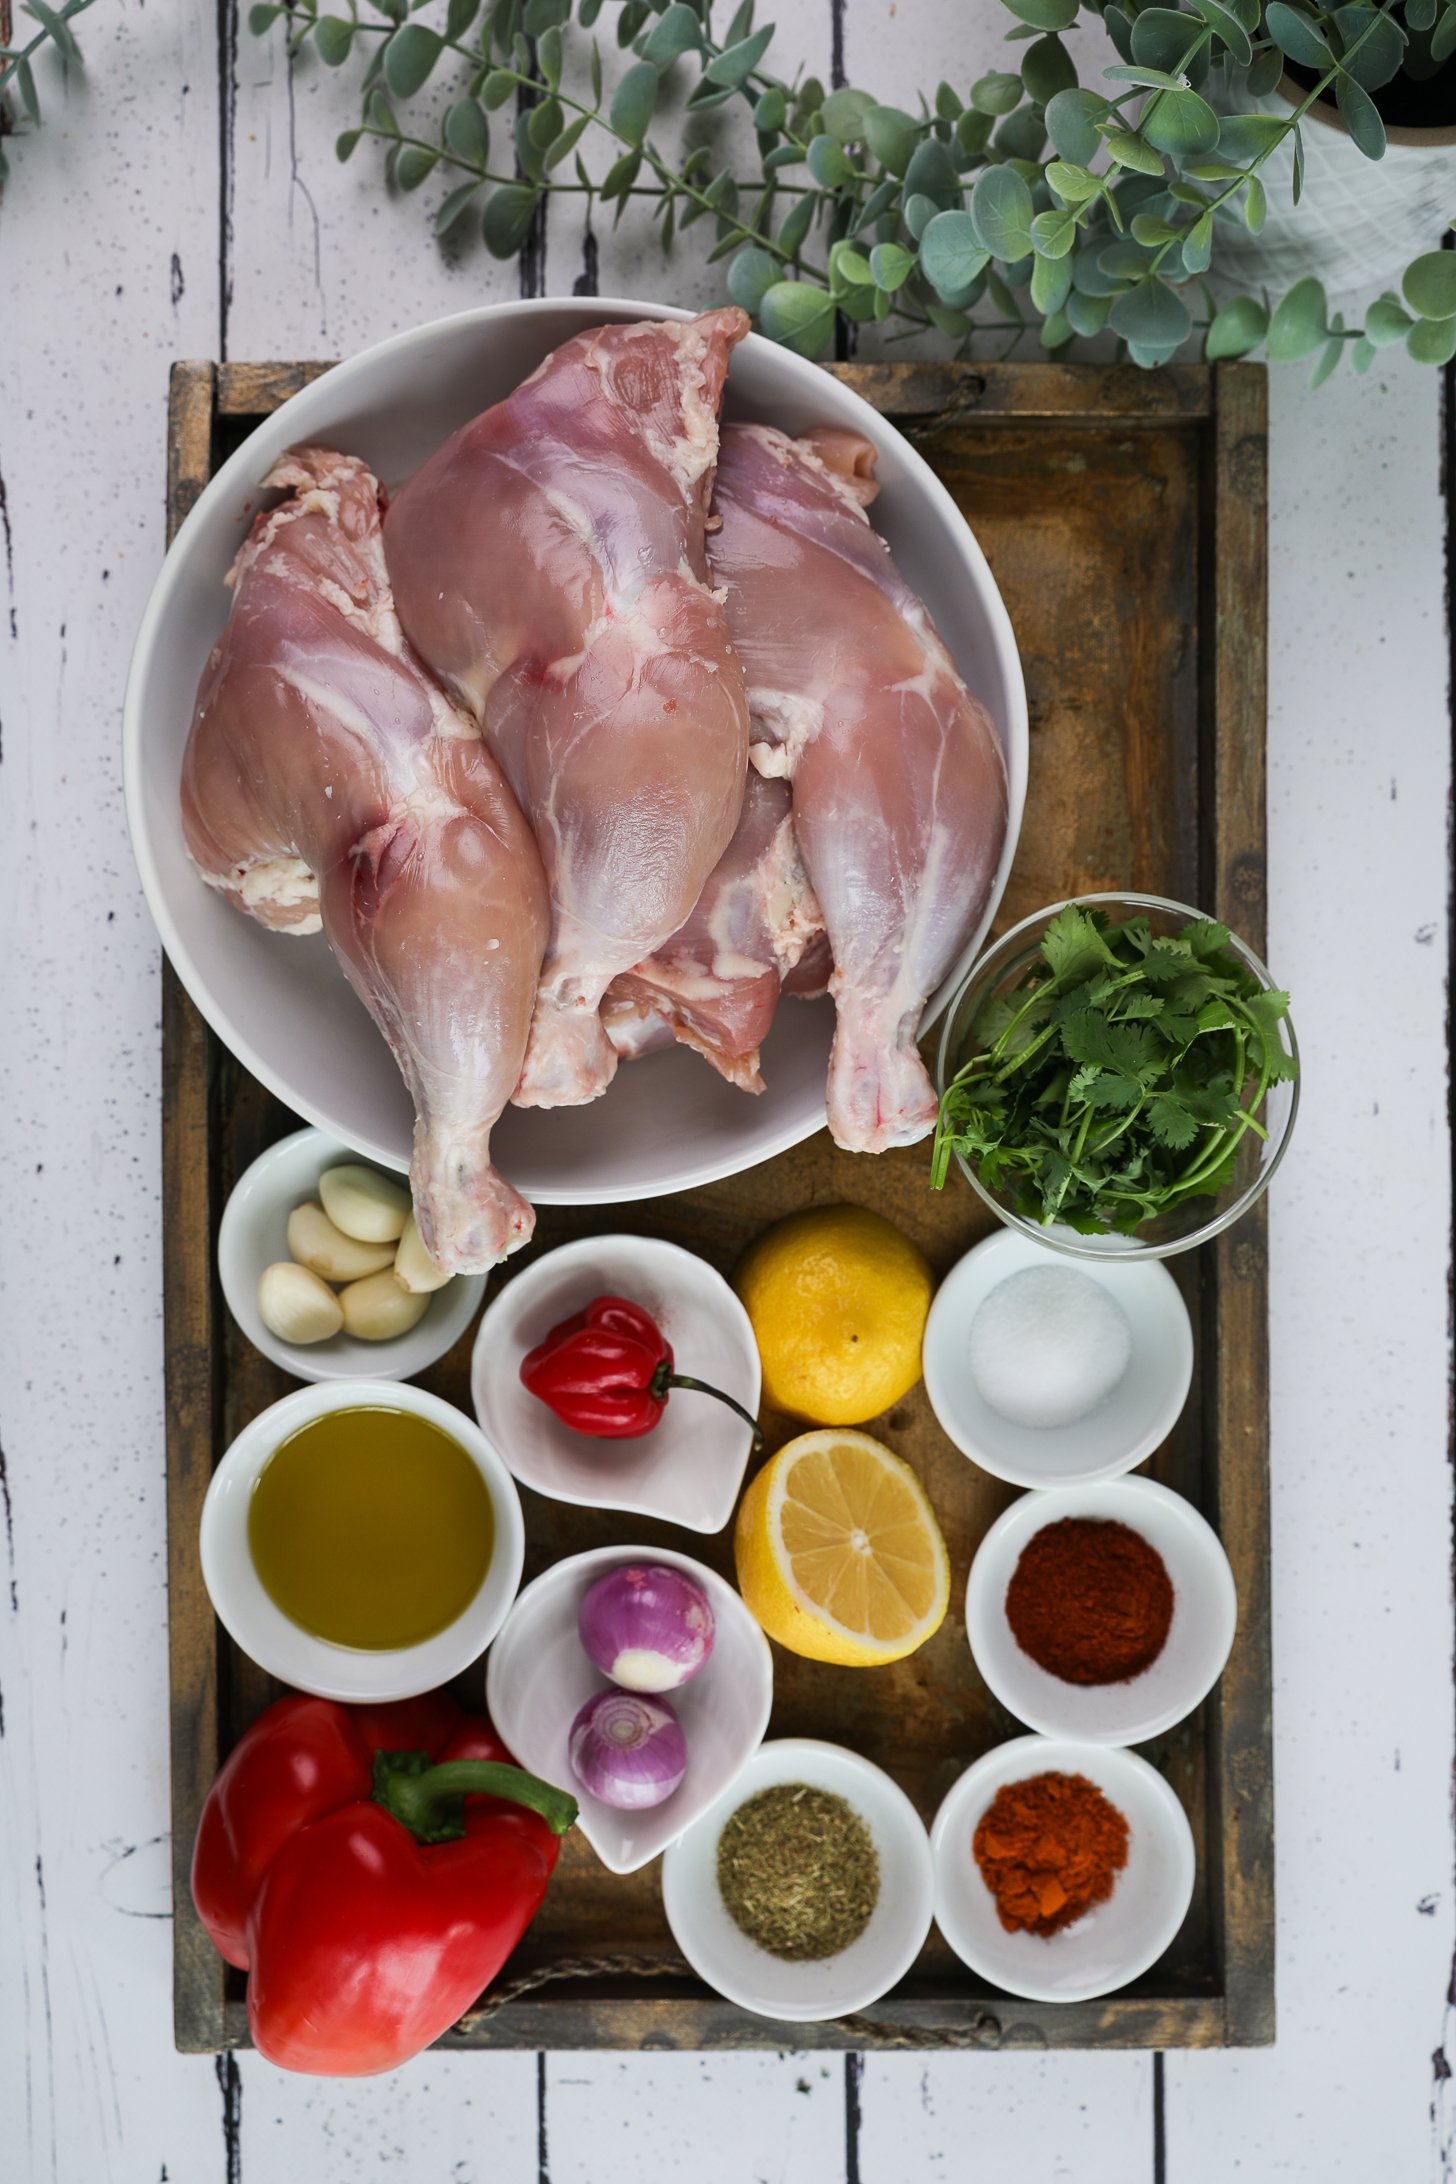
[200,1380,525,1701]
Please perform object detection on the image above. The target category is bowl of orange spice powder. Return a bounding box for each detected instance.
[930,1735,1195,2003]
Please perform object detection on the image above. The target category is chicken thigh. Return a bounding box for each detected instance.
[710,424,1008,1153]
[602,769,826,1093]
[181,447,549,1272]
[384,310,752,1109]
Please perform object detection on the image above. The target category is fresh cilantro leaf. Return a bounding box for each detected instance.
[1147,1093,1199,1148]
[1040,902,1113,984]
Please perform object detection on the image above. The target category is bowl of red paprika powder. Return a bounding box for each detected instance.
[965,1477,1238,1745]
[931,1735,1196,2003]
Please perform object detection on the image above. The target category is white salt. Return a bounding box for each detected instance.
[968,1265,1133,1430]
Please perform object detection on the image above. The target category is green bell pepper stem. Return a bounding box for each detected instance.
[373,1751,578,1845]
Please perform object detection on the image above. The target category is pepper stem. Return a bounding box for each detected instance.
[373,1749,578,1846]
[649,1361,765,1449]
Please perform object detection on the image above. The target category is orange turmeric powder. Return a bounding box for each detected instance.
[972,1771,1130,1937]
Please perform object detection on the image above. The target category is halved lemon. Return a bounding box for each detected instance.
[734,1430,951,1667]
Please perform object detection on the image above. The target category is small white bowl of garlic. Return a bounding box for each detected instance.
[218,1127,487,1384]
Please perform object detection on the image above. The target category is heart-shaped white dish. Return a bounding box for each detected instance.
[486,1545,772,1875]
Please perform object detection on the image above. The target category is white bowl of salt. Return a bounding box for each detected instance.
[921,1230,1193,1488]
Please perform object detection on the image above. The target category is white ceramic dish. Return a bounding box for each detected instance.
[122,297,1028,1206]
[199,1379,524,1702]
[218,1126,487,1384]
[661,1737,935,2024]
[486,1545,772,1875]
[931,1734,1196,2003]
[471,1234,760,1534]
[965,1478,1238,1745]
[921,1229,1194,1488]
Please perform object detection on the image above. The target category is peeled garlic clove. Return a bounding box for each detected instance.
[287,1201,396,1284]
[394,1212,453,1295]
[339,1268,431,1342]
[318,1163,411,1244]
[258,1262,345,1346]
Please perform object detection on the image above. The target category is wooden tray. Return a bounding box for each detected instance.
[163,356,1273,2054]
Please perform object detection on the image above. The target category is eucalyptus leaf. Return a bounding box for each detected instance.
[727,243,781,313]
[903,191,939,241]
[902,134,962,206]
[955,107,995,158]
[1365,290,1414,343]
[1266,274,1328,359]
[1216,112,1287,159]
[1265,1,1329,63]
[970,163,1036,261]
[1142,85,1221,157]
[611,59,658,145]
[1407,0,1437,25]
[336,127,362,162]
[1104,4,1136,60]
[869,241,917,291]
[1246,44,1285,93]
[1045,87,1106,163]
[864,103,921,174]
[445,98,491,165]
[1180,210,1214,273]
[1032,205,1080,257]
[395,143,439,191]
[1048,159,1101,203]
[1205,293,1269,358]
[1335,71,1385,159]
[383,22,443,97]
[600,148,641,199]
[1244,173,1266,230]
[1404,251,1456,320]
[446,0,482,36]
[1130,7,1206,70]
[1408,314,1456,365]
[528,95,564,149]
[777,191,815,254]
[482,69,517,109]
[1308,328,1345,387]
[641,2,700,68]
[1031,248,1074,313]
[759,278,836,357]
[1002,0,1078,28]
[821,86,875,140]
[1131,212,1181,244]
[1040,305,1074,348]
[1106,128,1166,175]
[545,112,590,168]
[1067,287,1113,334]
[537,23,562,89]
[1351,334,1376,372]
[315,17,355,66]
[970,71,1024,116]
[1108,276,1192,347]
[996,107,1049,161]
[1191,0,1252,63]
[1332,7,1407,90]
[920,209,991,297]
[705,24,774,87]
[482,182,539,255]
[1434,5,1456,64]
[1022,34,1078,104]
[1073,246,1133,295]
[807,133,853,187]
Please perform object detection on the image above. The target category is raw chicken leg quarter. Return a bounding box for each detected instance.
[384,309,753,1111]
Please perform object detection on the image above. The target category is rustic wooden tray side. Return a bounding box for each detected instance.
[162,358,1272,2055]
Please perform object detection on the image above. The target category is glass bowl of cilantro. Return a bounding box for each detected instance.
[931,896,1299,1259]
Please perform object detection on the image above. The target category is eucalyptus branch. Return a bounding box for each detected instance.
[254,0,1456,376]
[0,0,95,185]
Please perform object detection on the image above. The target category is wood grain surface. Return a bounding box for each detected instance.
[163,357,1273,2055]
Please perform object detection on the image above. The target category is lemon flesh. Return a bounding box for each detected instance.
[734,1429,950,1667]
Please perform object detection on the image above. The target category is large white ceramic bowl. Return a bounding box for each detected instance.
[199,1379,525,1702]
[471,1233,760,1533]
[662,1738,935,2024]
[931,1734,1196,2003]
[123,298,1027,1203]
[486,1545,773,1875]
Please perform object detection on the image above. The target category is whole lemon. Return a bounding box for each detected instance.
[733,1204,933,1425]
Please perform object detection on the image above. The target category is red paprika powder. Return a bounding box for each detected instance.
[1005,1516,1173,1686]
[973,1771,1129,1936]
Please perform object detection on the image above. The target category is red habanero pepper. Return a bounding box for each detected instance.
[519,1293,763,1445]
[191,1691,576,2076]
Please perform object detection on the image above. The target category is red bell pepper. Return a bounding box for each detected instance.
[519,1292,762,1444]
[192,1690,576,2076]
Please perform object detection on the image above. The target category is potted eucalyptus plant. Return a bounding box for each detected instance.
[162,0,1456,374]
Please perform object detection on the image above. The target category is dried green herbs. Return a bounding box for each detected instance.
[716,1783,879,1961]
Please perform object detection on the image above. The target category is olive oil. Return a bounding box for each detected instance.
[249,1406,494,1649]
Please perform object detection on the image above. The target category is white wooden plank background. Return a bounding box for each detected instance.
[0,3,1451,2178]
